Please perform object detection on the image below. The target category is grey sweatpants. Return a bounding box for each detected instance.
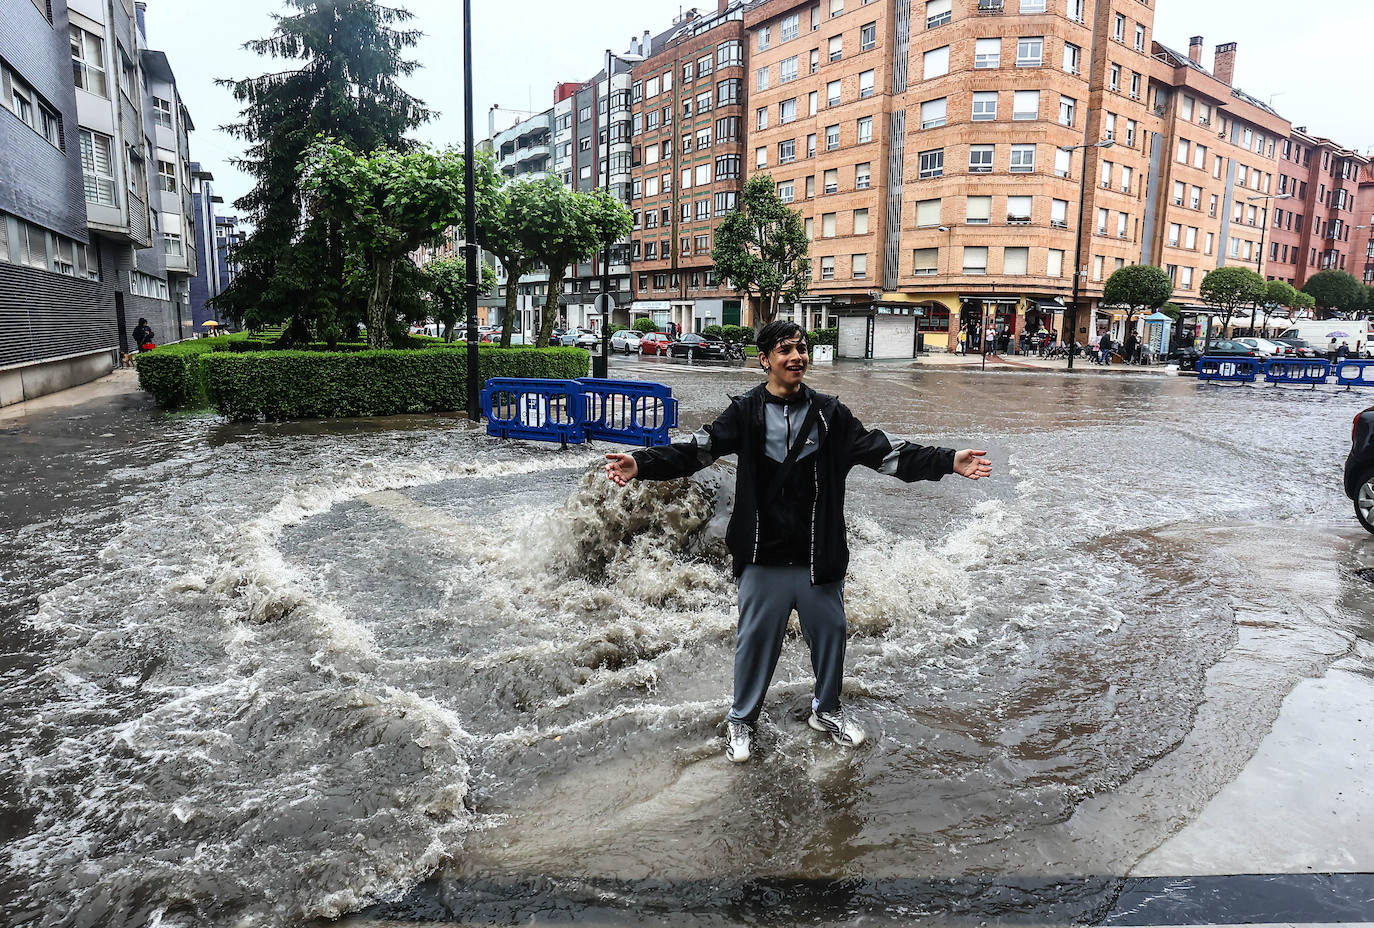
[728,565,847,725]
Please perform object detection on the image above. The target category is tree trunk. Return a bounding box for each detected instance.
[366,254,395,349]
[539,271,563,347]
[500,263,522,348]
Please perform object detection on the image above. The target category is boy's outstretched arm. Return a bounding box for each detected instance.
[604,453,638,486]
[952,449,992,480]
[603,401,744,485]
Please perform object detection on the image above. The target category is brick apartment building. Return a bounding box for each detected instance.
[1266,128,1369,287]
[629,1,751,334]
[1360,162,1374,286]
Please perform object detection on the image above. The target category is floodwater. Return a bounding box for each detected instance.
[1,363,1372,927]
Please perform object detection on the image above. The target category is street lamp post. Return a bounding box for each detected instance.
[462,0,480,420]
[593,46,644,379]
[1058,139,1115,370]
[1245,192,1292,336]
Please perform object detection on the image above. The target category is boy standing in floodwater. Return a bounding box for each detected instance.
[604,321,992,763]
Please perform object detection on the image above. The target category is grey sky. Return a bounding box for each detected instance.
[145,0,1373,215]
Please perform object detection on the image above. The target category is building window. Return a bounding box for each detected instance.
[963,246,988,275]
[853,253,867,279]
[827,79,841,106]
[975,38,1000,69]
[778,180,795,203]
[714,191,738,213]
[924,45,950,78]
[756,67,770,91]
[79,129,117,206]
[158,160,176,193]
[1009,144,1035,173]
[1108,63,1121,91]
[779,139,796,163]
[1020,0,1046,10]
[807,132,817,157]
[826,124,840,150]
[1050,198,1068,228]
[715,116,739,140]
[756,146,767,168]
[859,69,874,98]
[860,21,876,50]
[913,247,938,275]
[915,198,941,227]
[1012,90,1039,120]
[1059,95,1075,127]
[698,54,714,77]
[780,97,797,123]
[854,208,869,234]
[968,145,993,173]
[920,97,946,129]
[719,40,743,67]
[1016,36,1043,67]
[70,26,107,97]
[1046,249,1064,277]
[163,232,183,257]
[781,56,798,83]
[828,35,843,61]
[1003,246,1028,275]
[1007,195,1031,223]
[716,78,741,106]
[966,195,991,224]
[972,91,997,121]
[918,148,943,179]
[856,115,872,143]
[855,161,870,189]
[821,256,835,280]
[1063,42,1081,74]
[715,154,740,178]
[781,12,800,40]
[756,106,769,130]
[926,0,951,28]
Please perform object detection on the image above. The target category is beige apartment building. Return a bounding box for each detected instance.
[731,0,1298,354]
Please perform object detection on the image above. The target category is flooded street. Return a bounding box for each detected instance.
[2,363,1372,927]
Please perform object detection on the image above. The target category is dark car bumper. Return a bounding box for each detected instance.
[1345,413,1374,499]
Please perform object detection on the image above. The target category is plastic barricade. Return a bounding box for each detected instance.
[1196,356,1260,384]
[1263,358,1331,386]
[1335,359,1374,388]
[577,378,679,447]
[480,378,586,445]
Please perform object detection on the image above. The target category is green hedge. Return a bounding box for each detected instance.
[202,346,590,421]
[632,317,658,334]
[807,327,838,347]
[136,337,230,408]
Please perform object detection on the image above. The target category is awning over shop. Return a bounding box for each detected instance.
[959,295,1020,305]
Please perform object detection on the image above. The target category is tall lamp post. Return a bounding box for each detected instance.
[1245,192,1292,335]
[1058,139,1114,370]
[593,46,644,379]
[462,0,480,419]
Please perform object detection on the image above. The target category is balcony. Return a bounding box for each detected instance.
[1050,219,1068,229]
[977,0,1005,12]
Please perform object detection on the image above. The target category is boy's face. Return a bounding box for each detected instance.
[761,335,809,389]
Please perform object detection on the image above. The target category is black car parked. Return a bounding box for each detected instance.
[1345,405,1374,534]
[1172,339,1263,372]
[668,333,730,360]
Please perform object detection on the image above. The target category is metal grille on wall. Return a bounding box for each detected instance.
[0,264,113,369]
[883,110,906,292]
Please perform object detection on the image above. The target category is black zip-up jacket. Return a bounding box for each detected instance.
[631,383,955,585]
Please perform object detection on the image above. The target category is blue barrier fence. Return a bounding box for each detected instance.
[479,377,679,446]
[578,378,679,447]
[1196,357,1261,383]
[1263,358,1331,386]
[1336,359,1374,388]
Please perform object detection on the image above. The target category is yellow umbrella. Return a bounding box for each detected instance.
[201,320,222,327]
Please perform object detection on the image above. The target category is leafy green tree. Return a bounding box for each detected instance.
[215,0,431,339]
[1302,269,1363,317]
[1199,266,1266,349]
[301,140,468,348]
[1265,280,1298,308]
[632,317,658,334]
[1292,290,1316,316]
[1102,264,1173,329]
[516,179,633,347]
[712,174,810,329]
[421,255,496,341]
[475,177,546,348]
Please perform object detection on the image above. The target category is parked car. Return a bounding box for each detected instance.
[668,333,730,360]
[558,328,599,349]
[1233,337,1288,357]
[1172,339,1263,372]
[639,332,674,356]
[609,329,642,353]
[1345,404,1374,534]
[1270,337,1320,358]
[480,332,531,345]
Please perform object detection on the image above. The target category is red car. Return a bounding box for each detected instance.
[639,332,674,356]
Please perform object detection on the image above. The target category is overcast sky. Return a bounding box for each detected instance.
[145,0,1374,215]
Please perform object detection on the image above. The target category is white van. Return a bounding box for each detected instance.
[1276,320,1374,357]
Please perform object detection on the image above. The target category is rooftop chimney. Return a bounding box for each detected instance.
[1188,36,1203,65]
[1214,42,1237,86]
[643,29,652,57]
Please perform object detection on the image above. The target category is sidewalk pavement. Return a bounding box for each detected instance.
[909,350,1173,374]
[0,367,144,423]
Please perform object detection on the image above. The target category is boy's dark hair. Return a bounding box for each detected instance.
[756,320,807,356]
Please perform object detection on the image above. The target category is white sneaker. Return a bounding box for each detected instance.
[808,707,866,747]
[725,720,755,763]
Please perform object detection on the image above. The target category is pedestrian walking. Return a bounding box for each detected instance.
[1099,332,1114,366]
[1122,330,1138,365]
[604,321,992,763]
[957,327,967,356]
[131,318,155,350]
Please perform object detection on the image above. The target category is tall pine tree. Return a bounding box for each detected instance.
[215,1,431,342]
